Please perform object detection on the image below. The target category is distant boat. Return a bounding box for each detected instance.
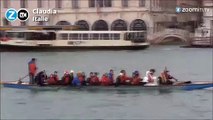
[1,81,212,91]
[0,30,149,51]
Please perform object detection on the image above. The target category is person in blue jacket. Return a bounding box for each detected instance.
[72,74,81,86]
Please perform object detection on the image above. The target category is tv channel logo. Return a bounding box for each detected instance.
[5,8,18,21]
[176,7,182,13]
[5,8,29,22]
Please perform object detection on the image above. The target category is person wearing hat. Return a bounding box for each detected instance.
[28,58,37,84]
[159,69,178,85]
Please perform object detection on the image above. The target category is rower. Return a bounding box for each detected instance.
[86,72,94,85]
[115,73,123,87]
[120,70,131,85]
[61,71,72,85]
[35,70,47,86]
[28,58,37,84]
[90,72,100,86]
[47,71,59,85]
[108,69,114,85]
[69,70,74,83]
[143,69,158,86]
[77,71,86,86]
[81,72,87,86]
[158,70,178,85]
[131,71,141,85]
[101,73,111,86]
[72,72,81,86]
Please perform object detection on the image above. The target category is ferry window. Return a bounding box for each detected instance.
[59,34,68,40]
[26,32,56,40]
[69,34,79,40]
[112,33,120,40]
[124,33,134,40]
[101,34,109,40]
[124,32,146,41]
[92,34,99,40]
[6,32,25,39]
[82,34,89,40]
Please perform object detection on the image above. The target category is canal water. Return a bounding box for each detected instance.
[1,45,212,119]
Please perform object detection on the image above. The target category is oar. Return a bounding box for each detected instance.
[18,74,29,81]
[173,77,178,82]
[3,74,29,84]
[15,74,30,84]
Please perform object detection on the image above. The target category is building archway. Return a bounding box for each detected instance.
[56,21,71,25]
[75,20,89,30]
[130,19,147,31]
[92,20,108,31]
[156,36,188,44]
[111,19,127,31]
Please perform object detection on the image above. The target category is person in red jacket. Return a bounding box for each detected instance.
[90,72,100,86]
[77,71,86,85]
[120,70,131,85]
[28,58,37,84]
[101,73,111,86]
[131,71,142,85]
[62,71,71,85]
[48,71,59,85]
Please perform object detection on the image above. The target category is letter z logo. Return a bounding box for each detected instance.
[5,8,18,22]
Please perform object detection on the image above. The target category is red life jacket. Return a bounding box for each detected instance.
[120,75,131,84]
[90,76,100,85]
[48,74,58,85]
[79,76,84,84]
[131,77,141,85]
[64,75,70,85]
[101,76,111,86]
[29,63,37,75]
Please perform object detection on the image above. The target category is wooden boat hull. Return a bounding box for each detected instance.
[1,81,213,91]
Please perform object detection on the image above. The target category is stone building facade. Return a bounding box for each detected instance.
[0,0,203,34]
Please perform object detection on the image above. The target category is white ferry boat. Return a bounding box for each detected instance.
[0,30,149,51]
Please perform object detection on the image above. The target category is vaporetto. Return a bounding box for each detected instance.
[32,9,57,15]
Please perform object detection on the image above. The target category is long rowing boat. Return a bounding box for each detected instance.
[1,81,213,91]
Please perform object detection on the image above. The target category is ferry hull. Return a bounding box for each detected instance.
[0,44,149,52]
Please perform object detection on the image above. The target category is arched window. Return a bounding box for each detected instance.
[130,19,147,31]
[92,20,108,31]
[111,19,127,31]
[56,21,71,25]
[75,20,89,30]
